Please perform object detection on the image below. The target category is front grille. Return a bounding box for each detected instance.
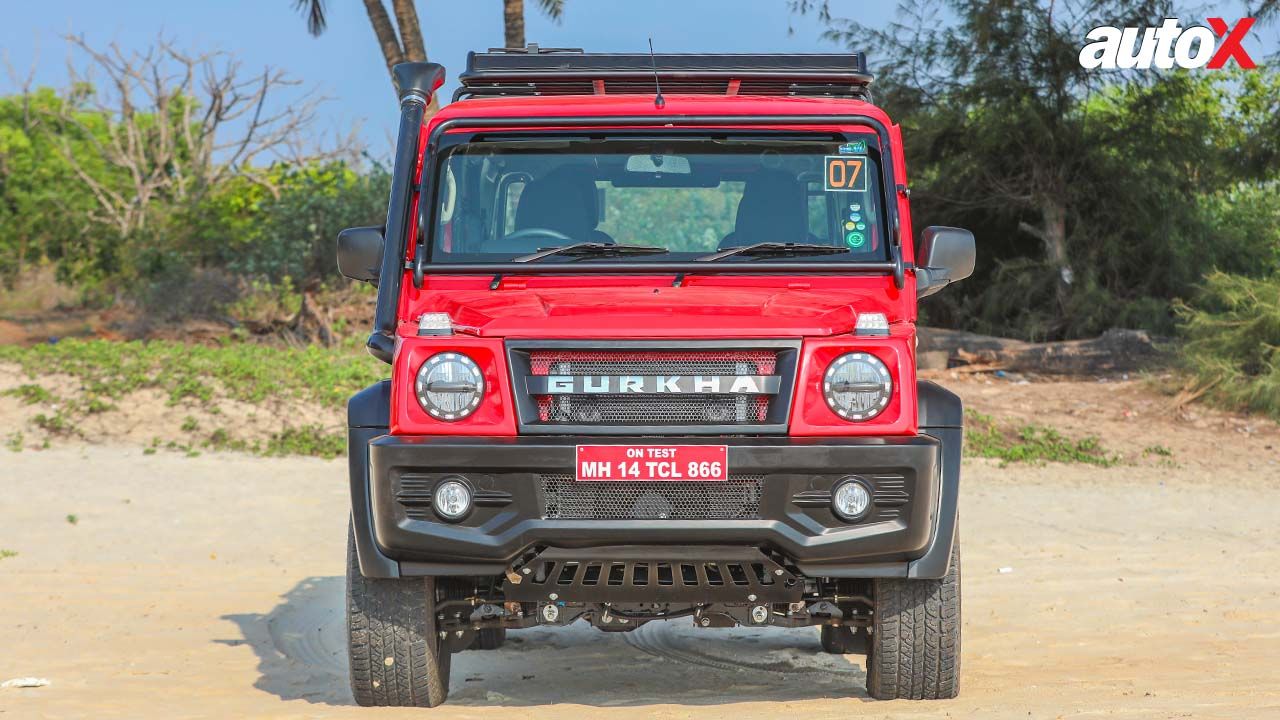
[539,394,770,424]
[517,347,792,431]
[540,473,764,520]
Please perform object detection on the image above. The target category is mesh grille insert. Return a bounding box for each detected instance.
[540,473,764,520]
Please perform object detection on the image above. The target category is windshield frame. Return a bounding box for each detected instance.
[409,114,905,286]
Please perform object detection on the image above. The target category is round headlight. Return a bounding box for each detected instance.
[433,479,472,521]
[823,352,892,421]
[832,478,873,521]
[416,352,484,420]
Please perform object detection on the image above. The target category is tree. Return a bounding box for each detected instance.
[51,34,350,241]
[294,0,437,110]
[294,0,568,109]
[503,0,565,49]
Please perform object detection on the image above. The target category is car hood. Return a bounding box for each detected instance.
[411,281,910,338]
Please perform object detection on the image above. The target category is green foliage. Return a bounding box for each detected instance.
[33,411,72,435]
[265,424,345,459]
[0,549,17,560]
[3,384,56,405]
[802,0,1280,340]
[228,164,390,284]
[0,338,384,408]
[5,432,23,452]
[965,410,1117,466]
[0,79,384,307]
[0,88,112,286]
[65,513,78,525]
[1176,271,1280,419]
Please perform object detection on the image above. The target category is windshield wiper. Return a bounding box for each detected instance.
[514,242,669,263]
[696,242,849,262]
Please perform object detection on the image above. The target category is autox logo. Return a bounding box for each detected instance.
[1079,18,1257,69]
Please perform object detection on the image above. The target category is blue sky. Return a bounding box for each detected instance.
[0,1,884,153]
[2,1,1275,156]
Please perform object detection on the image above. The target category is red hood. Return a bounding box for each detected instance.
[402,276,914,338]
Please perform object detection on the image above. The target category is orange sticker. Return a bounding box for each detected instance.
[824,156,867,192]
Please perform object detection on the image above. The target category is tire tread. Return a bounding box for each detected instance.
[867,543,961,700]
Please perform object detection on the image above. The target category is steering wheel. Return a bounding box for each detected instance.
[502,227,573,245]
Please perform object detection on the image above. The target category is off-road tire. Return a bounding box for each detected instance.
[866,543,961,700]
[346,525,451,707]
[471,627,507,650]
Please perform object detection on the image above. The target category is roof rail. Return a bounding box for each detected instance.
[454,46,873,103]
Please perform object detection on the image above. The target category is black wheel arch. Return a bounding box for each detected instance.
[349,380,400,578]
[909,380,963,579]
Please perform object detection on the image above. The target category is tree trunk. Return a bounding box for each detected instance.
[365,0,439,112]
[1018,197,1071,315]
[391,0,426,60]
[1038,199,1070,312]
[504,0,525,48]
[363,0,406,96]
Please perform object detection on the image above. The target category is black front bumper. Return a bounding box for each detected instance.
[360,434,957,580]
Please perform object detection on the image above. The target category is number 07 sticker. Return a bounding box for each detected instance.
[824,155,868,192]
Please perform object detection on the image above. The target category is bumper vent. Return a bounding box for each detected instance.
[539,473,764,520]
[502,546,803,604]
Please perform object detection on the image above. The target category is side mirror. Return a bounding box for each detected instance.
[337,226,385,285]
[916,226,975,298]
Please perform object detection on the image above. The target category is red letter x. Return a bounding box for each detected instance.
[1207,17,1257,69]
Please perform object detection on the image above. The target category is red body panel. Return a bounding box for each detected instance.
[790,333,917,437]
[401,274,910,339]
[390,93,921,437]
[390,336,518,436]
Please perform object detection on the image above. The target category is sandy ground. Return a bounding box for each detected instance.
[3,378,1280,719]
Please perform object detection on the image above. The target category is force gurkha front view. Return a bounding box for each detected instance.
[336,47,975,707]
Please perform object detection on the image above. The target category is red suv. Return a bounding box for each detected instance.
[337,47,974,707]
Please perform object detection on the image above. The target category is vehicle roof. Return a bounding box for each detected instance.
[426,93,894,130]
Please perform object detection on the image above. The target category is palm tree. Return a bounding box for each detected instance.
[503,0,565,49]
[294,0,568,105]
[294,0,436,109]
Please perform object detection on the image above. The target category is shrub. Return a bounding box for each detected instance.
[1176,271,1280,419]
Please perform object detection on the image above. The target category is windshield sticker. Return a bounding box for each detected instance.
[838,140,867,154]
[824,156,868,192]
[849,203,861,212]
[845,231,867,248]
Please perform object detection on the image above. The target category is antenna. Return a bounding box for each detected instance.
[648,38,665,109]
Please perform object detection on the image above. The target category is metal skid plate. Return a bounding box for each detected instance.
[503,546,803,604]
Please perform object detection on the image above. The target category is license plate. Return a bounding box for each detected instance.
[575,445,728,482]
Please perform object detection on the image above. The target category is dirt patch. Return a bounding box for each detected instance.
[2,433,1278,718]
[931,370,1280,479]
[0,362,344,454]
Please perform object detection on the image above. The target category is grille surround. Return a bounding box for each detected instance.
[540,473,764,520]
[506,340,800,435]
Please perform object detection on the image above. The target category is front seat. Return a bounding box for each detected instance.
[719,170,811,249]
[499,166,613,253]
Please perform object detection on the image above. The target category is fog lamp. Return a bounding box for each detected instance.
[832,478,872,521]
[433,479,472,521]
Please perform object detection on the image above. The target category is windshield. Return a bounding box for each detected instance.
[427,135,889,264]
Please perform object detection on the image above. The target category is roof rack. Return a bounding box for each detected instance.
[454,46,873,103]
